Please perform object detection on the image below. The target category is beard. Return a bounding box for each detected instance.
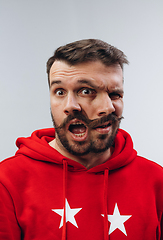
[51,111,122,156]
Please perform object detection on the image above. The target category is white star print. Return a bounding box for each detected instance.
[52,199,82,228]
[102,203,132,236]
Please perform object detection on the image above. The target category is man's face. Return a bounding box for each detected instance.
[49,60,124,156]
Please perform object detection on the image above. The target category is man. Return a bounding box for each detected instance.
[0,39,163,240]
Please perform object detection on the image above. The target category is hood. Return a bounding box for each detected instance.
[15,128,137,240]
[16,128,137,173]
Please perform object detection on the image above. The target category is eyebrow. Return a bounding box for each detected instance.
[50,80,62,87]
[50,79,98,89]
[77,79,105,90]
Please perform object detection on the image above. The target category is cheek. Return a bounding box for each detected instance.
[114,100,124,117]
[50,95,64,110]
[50,102,63,124]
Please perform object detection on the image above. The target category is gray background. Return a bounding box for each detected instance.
[0,0,163,165]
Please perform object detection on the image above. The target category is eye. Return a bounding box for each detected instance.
[55,89,66,96]
[109,92,122,100]
[78,88,96,96]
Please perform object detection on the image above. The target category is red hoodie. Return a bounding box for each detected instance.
[0,128,163,240]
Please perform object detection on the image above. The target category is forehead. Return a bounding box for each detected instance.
[49,60,123,88]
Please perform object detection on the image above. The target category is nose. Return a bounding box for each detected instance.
[97,94,115,117]
[63,93,81,115]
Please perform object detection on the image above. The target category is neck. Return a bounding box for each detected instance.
[49,139,112,169]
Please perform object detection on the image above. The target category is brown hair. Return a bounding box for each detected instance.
[46,39,129,85]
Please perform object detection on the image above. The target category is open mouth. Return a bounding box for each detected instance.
[68,119,112,139]
[68,122,87,137]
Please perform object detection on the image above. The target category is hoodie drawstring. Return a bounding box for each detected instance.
[104,168,109,240]
[62,160,68,240]
[62,161,109,240]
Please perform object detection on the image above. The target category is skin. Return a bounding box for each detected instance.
[49,60,124,169]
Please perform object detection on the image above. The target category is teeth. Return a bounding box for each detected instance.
[71,122,83,125]
[74,132,86,137]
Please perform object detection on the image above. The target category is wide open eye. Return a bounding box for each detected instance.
[55,89,66,96]
[78,88,96,96]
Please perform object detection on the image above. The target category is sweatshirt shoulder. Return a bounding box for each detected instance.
[0,154,33,180]
[136,155,163,169]
[0,155,18,169]
[1,154,23,166]
[135,156,163,181]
